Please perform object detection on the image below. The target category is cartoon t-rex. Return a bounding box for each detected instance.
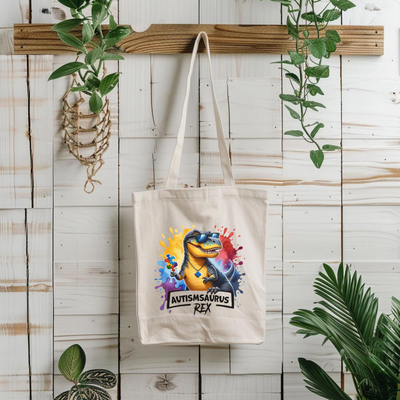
[170,229,235,294]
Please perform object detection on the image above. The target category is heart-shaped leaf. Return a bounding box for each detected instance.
[305,39,326,59]
[104,26,132,49]
[326,30,341,43]
[301,11,324,23]
[48,62,88,81]
[322,9,341,21]
[307,84,324,96]
[310,149,325,168]
[99,73,120,96]
[78,369,117,389]
[330,0,356,11]
[288,50,305,65]
[305,65,330,78]
[69,385,112,400]
[58,344,86,383]
[89,92,103,114]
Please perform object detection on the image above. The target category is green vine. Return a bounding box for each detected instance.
[267,0,356,168]
[48,0,131,114]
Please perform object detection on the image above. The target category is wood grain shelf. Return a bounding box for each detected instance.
[14,23,384,56]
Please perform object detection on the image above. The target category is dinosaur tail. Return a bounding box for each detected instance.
[224,260,235,280]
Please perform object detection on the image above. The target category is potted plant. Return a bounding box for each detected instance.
[49,0,131,193]
[291,263,400,400]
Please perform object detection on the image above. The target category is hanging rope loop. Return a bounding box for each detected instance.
[61,72,111,194]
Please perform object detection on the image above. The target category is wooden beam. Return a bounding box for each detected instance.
[14,23,384,56]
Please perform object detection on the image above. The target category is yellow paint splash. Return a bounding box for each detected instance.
[159,225,194,265]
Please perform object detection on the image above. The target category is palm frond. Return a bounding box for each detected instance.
[316,263,379,343]
[291,263,399,400]
[298,358,352,400]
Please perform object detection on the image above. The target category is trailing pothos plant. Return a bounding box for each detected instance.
[291,263,400,400]
[266,0,356,168]
[55,344,117,400]
[48,0,131,113]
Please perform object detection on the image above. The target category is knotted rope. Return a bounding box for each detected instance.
[61,70,111,194]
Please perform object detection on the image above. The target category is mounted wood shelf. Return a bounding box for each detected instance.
[14,23,384,56]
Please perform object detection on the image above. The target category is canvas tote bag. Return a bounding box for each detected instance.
[132,32,269,345]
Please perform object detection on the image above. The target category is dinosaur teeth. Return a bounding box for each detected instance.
[202,248,219,254]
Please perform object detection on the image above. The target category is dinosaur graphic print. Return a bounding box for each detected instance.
[155,226,245,314]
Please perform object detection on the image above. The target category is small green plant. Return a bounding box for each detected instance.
[291,263,400,400]
[265,0,355,168]
[55,344,117,400]
[48,0,131,113]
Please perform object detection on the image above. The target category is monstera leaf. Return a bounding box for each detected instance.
[68,385,112,400]
[58,344,86,383]
[78,369,117,389]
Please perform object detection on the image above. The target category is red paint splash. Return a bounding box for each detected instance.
[215,227,242,271]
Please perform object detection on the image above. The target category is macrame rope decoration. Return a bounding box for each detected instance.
[61,69,111,194]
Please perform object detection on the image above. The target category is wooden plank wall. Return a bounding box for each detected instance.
[0,0,398,399]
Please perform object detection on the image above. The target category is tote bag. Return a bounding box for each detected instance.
[132,32,269,345]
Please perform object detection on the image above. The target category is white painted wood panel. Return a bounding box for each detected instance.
[0,210,30,398]
[283,206,342,262]
[284,373,341,400]
[29,56,53,208]
[283,140,342,206]
[343,139,400,205]
[121,373,198,399]
[27,209,53,399]
[343,205,400,261]
[202,374,281,400]
[0,57,31,208]
[1,0,399,399]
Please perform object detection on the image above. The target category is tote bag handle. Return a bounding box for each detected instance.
[165,31,235,189]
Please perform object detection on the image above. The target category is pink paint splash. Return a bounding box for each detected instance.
[215,227,243,271]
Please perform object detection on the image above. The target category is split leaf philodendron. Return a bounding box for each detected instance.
[264,0,355,168]
[48,0,131,113]
[55,344,117,400]
[291,263,400,400]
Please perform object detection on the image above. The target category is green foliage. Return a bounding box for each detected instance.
[58,344,86,383]
[291,263,400,400]
[264,0,355,168]
[49,0,131,113]
[55,345,117,400]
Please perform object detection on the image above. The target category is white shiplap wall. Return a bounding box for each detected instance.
[0,0,399,399]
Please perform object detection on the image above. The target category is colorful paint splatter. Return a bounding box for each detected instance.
[155,225,245,312]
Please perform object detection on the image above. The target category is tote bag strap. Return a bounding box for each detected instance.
[165,31,235,189]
